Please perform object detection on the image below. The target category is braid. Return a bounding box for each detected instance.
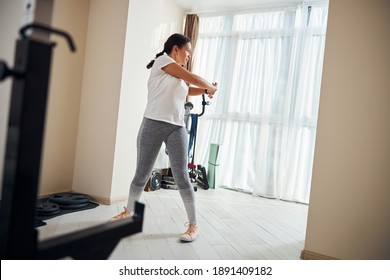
[146,50,165,69]
[156,50,165,58]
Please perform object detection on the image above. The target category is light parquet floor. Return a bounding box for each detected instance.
[37,187,308,260]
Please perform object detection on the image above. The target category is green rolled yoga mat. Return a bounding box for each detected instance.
[208,143,220,189]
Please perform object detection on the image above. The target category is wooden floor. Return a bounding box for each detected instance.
[37,187,308,260]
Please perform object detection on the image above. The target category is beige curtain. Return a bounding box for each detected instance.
[183,14,199,72]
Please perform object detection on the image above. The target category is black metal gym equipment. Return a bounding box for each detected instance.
[0,23,144,260]
[150,95,210,191]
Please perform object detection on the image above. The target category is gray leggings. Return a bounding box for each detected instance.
[127,117,196,224]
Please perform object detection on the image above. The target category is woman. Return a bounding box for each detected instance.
[111,33,218,242]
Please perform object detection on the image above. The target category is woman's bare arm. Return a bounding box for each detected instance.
[162,62,217,94]
[188,85,217,99]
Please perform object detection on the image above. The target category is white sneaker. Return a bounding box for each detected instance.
[180,223,199,242]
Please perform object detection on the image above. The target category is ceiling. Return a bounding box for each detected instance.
[171,0,305,13]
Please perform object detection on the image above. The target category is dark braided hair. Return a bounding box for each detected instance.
[146,33,190,69]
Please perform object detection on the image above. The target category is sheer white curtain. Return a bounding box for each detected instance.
[192,4,328,203]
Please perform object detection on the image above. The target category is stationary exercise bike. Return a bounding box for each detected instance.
[150,95,210,192]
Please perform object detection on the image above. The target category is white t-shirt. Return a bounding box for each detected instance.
[144,54,189,127]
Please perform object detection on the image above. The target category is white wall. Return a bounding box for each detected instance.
[39,0,90,196]
[303,0,390,260]
[68,0,184,203]
[72,0,130,202]
[111,0,185,201]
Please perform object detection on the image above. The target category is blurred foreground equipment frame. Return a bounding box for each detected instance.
[0,23,144,260]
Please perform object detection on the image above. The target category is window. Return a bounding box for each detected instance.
[192,3,328,203]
